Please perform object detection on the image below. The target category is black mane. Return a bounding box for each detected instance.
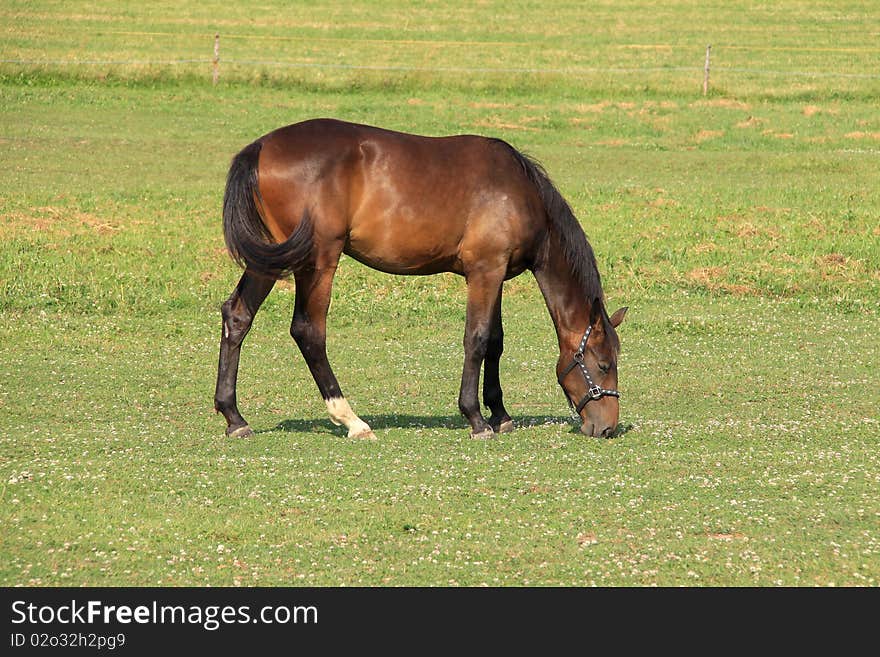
[500,142,605,304]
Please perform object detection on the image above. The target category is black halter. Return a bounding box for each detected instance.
[557,325,620,415]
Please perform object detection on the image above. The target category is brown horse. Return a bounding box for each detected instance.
[214,118,627,439]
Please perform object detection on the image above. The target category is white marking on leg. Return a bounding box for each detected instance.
[325,397,373,438]
[223,321,230,339]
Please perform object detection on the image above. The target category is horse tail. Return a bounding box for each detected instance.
[222,140,313,279]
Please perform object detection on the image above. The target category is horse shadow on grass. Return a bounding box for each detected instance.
[258,415,635,438]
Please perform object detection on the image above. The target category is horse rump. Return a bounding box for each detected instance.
[222,140,313,279]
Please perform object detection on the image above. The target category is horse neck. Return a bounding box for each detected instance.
[532,241,595,355]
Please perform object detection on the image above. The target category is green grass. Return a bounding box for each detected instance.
[1,1,878,586]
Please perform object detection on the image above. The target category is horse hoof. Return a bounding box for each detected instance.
[497,420,515,434]
[227,425,253,438]
[470,428,495,440]
[351,429,377,440]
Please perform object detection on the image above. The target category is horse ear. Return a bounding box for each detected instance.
[609,306,628,328]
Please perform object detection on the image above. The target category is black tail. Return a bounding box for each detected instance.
[222,140,313,279]
[500,141,604,303]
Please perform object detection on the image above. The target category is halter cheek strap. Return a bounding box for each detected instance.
[557,325,620,414]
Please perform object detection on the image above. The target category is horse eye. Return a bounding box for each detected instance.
[598,362,610,374]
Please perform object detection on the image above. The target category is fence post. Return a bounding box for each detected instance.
[213,33,220,85]
[702,44,711,96]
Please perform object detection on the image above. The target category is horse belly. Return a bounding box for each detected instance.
[345,215,464,275]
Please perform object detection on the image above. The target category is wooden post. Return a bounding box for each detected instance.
[702,44,711,96]
[213,33,220,85]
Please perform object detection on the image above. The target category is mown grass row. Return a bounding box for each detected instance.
[3,0,880,99]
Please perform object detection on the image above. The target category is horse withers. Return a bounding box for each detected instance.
[214,119,627,439]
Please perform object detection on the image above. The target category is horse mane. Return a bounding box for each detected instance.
[497,141,604,304]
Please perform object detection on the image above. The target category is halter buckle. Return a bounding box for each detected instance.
[573,351,584,363]
[588,384,603,400]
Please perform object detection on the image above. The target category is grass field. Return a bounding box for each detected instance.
[1,2,878,586]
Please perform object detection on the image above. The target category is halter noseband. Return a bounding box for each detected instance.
[557,324,620,415]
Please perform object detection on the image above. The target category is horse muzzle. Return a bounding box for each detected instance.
[581,422,616,438]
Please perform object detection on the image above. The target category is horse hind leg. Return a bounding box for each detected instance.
[324,397,373,439]
[483,288,514,434]
[290,265,376,440]
[214,271,275,437]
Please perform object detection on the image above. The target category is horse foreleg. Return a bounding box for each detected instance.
[482,288,514,433]
[459,272,505,439]
[291,266,375,439]
[214,271,275,437]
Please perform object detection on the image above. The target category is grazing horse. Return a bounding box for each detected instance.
[214,119,627,439]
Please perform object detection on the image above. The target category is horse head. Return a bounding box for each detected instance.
[557,302,628,437]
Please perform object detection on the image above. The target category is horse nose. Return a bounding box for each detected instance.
[581,423,615,437]
[582,423,614,437]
